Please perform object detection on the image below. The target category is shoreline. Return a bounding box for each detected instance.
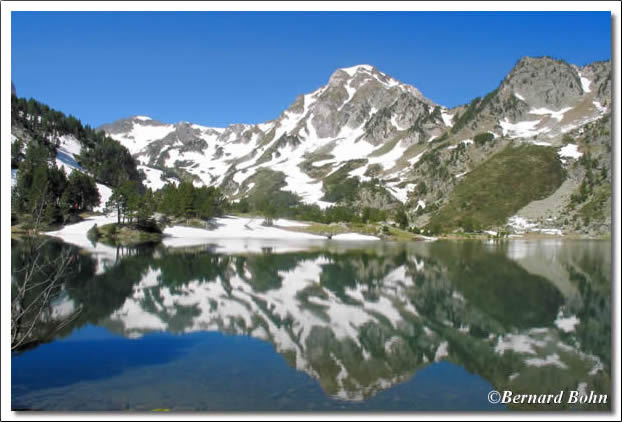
[436,232,611,241]
[15,214,609,251]
[38,215,383,252]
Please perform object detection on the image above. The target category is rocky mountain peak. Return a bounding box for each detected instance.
[97,115,168,136]
[500,56,584,109]
[328,64,431,104]
[329,64,379,83]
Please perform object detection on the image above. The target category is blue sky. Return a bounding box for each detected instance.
[11,11,611,128]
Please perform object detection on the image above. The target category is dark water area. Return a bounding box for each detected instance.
[11,238,611,411]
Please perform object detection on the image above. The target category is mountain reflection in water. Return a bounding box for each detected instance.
[11,238,611,411]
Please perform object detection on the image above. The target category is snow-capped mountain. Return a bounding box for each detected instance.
[98,57,611,233]
[99,64,451,205]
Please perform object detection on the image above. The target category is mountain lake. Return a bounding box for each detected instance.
[11,237,611,411]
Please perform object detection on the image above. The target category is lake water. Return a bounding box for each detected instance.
[11,237,611,411]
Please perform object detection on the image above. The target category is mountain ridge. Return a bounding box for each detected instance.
[12,55,611,236]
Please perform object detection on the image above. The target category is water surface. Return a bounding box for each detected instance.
[11,238,611,411]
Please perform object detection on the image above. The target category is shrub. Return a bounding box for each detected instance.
[135,218,162,234]
[86,224,99,242]
[474,132,494,146]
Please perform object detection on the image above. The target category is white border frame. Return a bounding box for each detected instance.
[1,2,620,421]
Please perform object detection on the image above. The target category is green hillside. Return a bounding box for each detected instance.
[427,144,565,232]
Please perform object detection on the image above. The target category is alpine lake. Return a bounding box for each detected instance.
[11,235,612,412]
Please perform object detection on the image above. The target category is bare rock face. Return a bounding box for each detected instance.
[500,56,584,110]
[581,60,612,107]
[307,65,444,143]
[310,84,350,139]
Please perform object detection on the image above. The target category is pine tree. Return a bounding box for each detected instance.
[177,181,195,219]
[61,171,100,212]
[15,141,50,214]
[395,207,409,230]
[136,188,156,225]
[11,138,24,169]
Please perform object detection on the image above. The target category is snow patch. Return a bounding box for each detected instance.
[440,109,454,127]
[138,165,178,191]
[339,64,375,77]
[555,314,580,333]
[507,216,537,232]
[162,216,325,246]
[94,184,113,213]
[529,107,573,122]
[578,72,591,93]
[558,144,582,160]
[331,233,380,241]
[367,140,409,171]
[109,121,176,155]
[499,117,548,139]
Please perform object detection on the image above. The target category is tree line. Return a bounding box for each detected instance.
[106,181,228,226]
[231,198,409,228]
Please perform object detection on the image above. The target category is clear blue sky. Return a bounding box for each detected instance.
[11,11,611,128]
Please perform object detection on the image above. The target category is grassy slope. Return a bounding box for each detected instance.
[427,144,565,232]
